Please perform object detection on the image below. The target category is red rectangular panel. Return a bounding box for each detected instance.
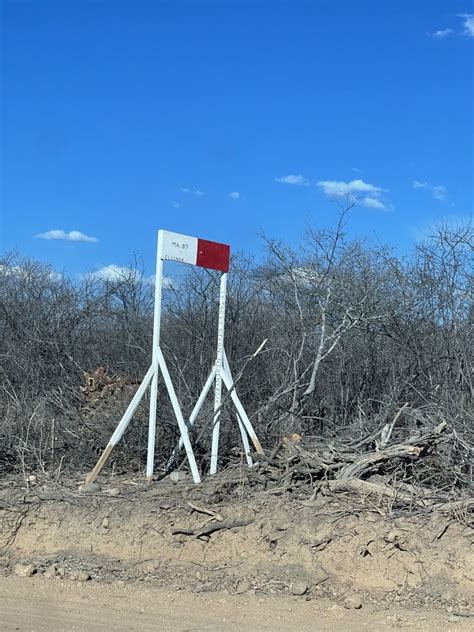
[196,238,230,272]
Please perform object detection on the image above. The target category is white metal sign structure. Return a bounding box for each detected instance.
[86,229,263,485]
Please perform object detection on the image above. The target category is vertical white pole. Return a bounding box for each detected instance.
[146,230,164,481]
[210,273,227,474]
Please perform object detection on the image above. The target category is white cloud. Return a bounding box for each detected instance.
[36,229,98,243]
[147,274,174,289]
[229,191,240,200]
[0,264,62,281]
[86,265,172,288]
[180,187,203,197]
[432,28,453,39]
[317,178,384,198]
[362,197,388,210]
[87,265,139,282]
[172,201,181,209]
[275,174,310,186]
[458,13,474,37]
[317,178,390,210]
[412,180,447,201]
[432,185,447,201]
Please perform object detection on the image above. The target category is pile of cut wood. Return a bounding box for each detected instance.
[229,419,473,521]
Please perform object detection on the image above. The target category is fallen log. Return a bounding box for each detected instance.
[322,479,429,506]
[336,445,421,479]
[322,479,473,517]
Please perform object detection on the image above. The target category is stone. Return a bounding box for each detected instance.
[78,483,101,493]
[291,581,309,596]
[14,563,36,577]
[77,571,92,581]
[43,564,57,579]
[101,517,109,529]
[105,488,120,497]
[57,567,66,577]
[343,595,363,610]
[235,580,251,594]
[448,615,460,623]
[169,471,187,482]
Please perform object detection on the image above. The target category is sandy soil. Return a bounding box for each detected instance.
[1,473,473,631]
[1,575,472,632]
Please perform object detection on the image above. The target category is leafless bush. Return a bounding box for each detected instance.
[0,218,472,492]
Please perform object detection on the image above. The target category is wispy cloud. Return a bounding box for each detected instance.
[412,180,447,201]
[172,201,181,209]
[432,28,454,39]
[432,185,447,201]
[36,229,98,243]
[458,13,474,37]
[275,174,310,186]
[229,191,240,200]
[431,15,474,39]
[180,187,203,197]
[317,179,389,210]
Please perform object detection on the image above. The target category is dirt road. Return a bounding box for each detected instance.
[0,576,470,632]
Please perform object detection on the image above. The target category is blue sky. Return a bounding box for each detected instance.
[1,0,473,279]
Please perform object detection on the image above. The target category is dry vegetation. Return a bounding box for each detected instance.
[0,217,472,515]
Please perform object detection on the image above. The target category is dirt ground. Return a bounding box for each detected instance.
[0,472,473,630]
[1,575,473,632]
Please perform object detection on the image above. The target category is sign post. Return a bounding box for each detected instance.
[210,272,226,475]
[86,229,263,485]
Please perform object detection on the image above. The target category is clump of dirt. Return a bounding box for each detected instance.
[0,472,473,616]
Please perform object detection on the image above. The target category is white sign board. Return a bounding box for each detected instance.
[161,231,198,266]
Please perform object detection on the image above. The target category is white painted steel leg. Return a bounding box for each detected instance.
[147,370,159,480]
[86,364,155,483]
[221,368,263,454]
[158,348,201,483]
[189,364,217,430]
[210,273,227,475]
[236,412,253,466]
[222,354,252,465]
[111,364,155,445]
[166,364,217,469]
[147,230,165,480]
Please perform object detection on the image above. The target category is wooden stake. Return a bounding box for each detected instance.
[85,444,114,484]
